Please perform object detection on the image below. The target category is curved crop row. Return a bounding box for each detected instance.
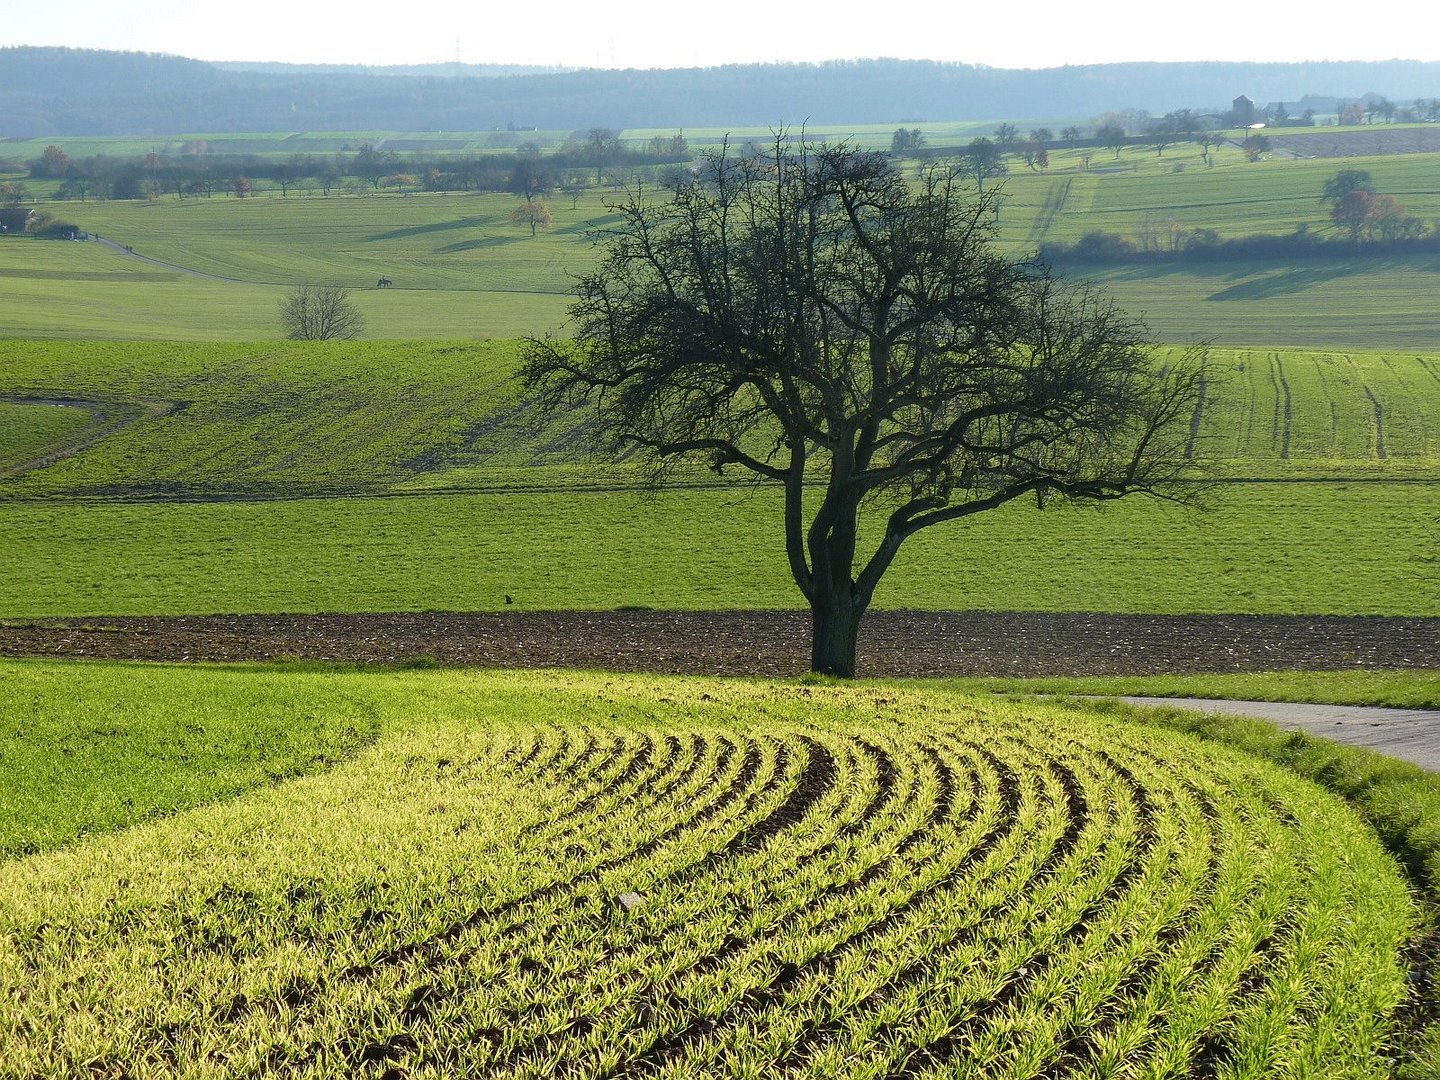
[0,677,1418,1078]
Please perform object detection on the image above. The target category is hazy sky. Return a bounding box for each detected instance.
[6,0,1437,70]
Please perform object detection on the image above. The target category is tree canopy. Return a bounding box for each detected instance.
[520,139,1204,676]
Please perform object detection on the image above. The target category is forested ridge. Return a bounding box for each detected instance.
[4,47,1440,135]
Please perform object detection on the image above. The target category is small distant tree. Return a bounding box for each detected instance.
[960,137,1006,192]
[510,198,553,236]
[56,178,91,201]
[1330,189,1375,240]
[1339,102,1367,126]
[1196,131,1225,166]
[1321,168,1374,205]
[352,142,393,189]
[1097,123,1127,157]
[232,175,253,199]
[992,123,1019,154]
[279,285,365,340]
[562,174,591,208]
[889,127,925,155]
[30,145,73,179]
[509,155,554,202]
[0,181,27,205]
[1060,126,1082,147]
[273,162,297,197]
[584,128,621,184]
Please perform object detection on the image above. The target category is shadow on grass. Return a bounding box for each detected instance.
[436,235,531,254]
[1206,265,1362,301]
[365,218,491,243]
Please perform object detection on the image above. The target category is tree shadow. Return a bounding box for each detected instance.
[436,235,530,254]
[365,218,491,242]
[1205,265,1358,301]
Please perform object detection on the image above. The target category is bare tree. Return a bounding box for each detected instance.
[521,140,1204,677]
[960,137,1007,192]
[278,285,365,340]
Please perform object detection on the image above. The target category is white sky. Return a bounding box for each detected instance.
[4,0,1437,70]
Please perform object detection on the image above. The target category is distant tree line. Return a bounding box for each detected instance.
[19,130,691,202]
[8,48,1440,138]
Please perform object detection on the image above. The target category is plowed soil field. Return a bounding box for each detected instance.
[4,610,1437,677]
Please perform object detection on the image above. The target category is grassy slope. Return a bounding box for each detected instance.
[0,401,91,464]
[1,342,1437,492]
[0,340,1435,618]
[0,660,386,857]
[5,144,1438,346]
[0,662,1420,1076]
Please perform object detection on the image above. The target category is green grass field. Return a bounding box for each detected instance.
[0,339,1434,618]
[6,140,1439,346]
[5,130,1440,1078]
[0,662,1422,1077]
[996,149,1440,247]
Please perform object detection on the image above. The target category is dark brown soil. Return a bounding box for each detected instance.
[3,610,1437,678]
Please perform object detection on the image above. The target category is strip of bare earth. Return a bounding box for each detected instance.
[1,611,1436,678]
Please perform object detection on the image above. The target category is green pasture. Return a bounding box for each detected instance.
[0,662,1423,1076]
[62,191,611,293]
[1,479,1434,618]
[1,341,1436,497]
[1078,255,1440,351]
[0,660,384,858]
[0,339,1434,619]
[4,144,1439,345]
[0,400,90,465]
[996,150,1440,247]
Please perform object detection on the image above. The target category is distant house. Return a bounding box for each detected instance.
[0,208,37,235]
[1232,95,1256,127]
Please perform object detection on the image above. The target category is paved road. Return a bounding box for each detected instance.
[1115,696,1440,772]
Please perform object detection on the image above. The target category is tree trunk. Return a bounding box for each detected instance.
[809,592,863,678]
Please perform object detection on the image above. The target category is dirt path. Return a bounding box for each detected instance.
[1113,696,1440,772]
[95,236,251,283]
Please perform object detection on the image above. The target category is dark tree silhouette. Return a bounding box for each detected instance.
[520,140,1204,676]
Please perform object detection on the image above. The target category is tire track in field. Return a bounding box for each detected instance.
[0,394,186,481]
[1186,352,1207,460]
[1364,385,1388,459]
[1025,178,1071,246]
[1270,353,1292,459]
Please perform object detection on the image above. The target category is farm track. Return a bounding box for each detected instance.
[5,609,1437,677]
[0,394,185,480]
